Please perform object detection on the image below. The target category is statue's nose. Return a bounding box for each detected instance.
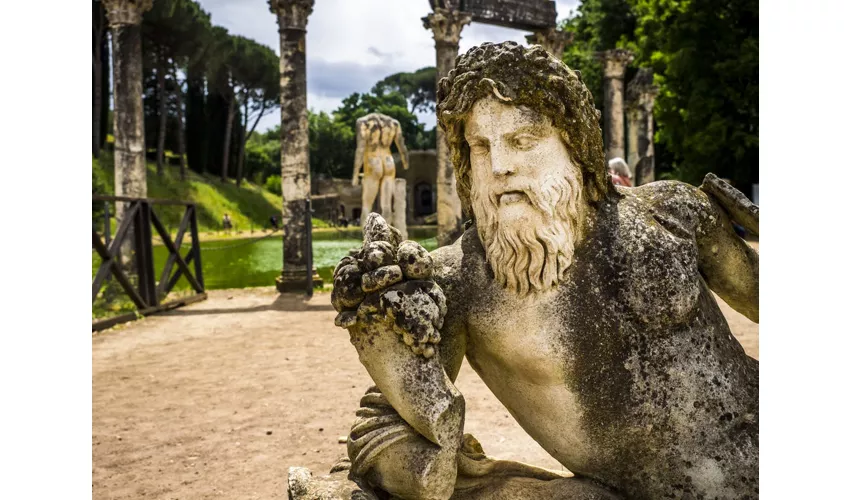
[490,148,516,177]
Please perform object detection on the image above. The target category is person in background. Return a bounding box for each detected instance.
[608,157,633,187]
[222,213,232,231]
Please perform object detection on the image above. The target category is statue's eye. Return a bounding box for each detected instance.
[512,134,538,150]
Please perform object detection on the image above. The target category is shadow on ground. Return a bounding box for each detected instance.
[162,292,335,316]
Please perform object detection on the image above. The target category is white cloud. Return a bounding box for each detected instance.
[198,0,582,131]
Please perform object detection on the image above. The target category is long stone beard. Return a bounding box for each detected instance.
[472,174,585,297]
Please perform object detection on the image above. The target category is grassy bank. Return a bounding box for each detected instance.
[93,152,329,235]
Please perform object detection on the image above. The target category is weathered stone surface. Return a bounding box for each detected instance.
[392,178,408,240]
[270,0,315,292]
[596,49,634,161]
[525,27,572,57]
[424,8,472,247]
[458,0,557,30]
[331,42,759,500]
[103,0,152,262]
[352,113,409,231]
[286,464,379,500]
[626,68,658,186]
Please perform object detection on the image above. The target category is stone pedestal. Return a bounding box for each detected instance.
[596,49,634,161]
[525,27,572,58]
[393,178,408,240]
[626,69,659,186]
[423,8,471,247]
[270,0,315,293]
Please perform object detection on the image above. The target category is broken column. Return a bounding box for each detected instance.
[596,49,634,161]
[423,7,471,247]
[103,0,152,221]
[270,0,316,293]
[393,178,408,241]
[626,68,659,186]
[525,27,572,58]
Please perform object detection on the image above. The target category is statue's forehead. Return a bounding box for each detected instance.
[466,97,547,135]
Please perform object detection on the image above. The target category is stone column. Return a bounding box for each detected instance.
[596,49,634,161]
[269,0,315,293]
[423,8,471,247]
[103,0,152,217]
[626,69,659,186]
[525,27,572,58]
[393,178,408,241]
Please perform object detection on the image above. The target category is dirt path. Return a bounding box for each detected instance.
[93,283,758,499]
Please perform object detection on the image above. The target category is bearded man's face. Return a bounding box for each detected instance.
[464,95,586,296]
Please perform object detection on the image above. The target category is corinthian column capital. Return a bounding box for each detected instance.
[422,8,472,47]
[596,48,634,80]
[526,27,573,57]
[102,0,153,27]
[268,0,315,31]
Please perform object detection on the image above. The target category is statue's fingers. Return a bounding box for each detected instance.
[331,264,365,311]
[360,241,395,272]
[334,255,358,277]
[363,213,402,249]
[397,240,434,279]
[362,265,403,293]
[334,310,358,328]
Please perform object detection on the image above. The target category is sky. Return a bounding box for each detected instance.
[198,0,581,131]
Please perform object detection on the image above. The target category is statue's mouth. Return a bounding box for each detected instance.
[499,191,528,205]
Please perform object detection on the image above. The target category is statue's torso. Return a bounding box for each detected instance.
[360,116,399,179]
[434,190,758,499]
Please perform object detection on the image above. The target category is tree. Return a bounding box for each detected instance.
[228,37,279,186]
[93,1,109,159]
[630,0,759,189]
[559,0,637,111]
[372,67,437,113]
[142,0,212,178]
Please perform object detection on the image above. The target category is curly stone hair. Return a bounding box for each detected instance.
[437,42,614,219]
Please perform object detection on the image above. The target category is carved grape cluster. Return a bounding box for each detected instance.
[332,214,447,358]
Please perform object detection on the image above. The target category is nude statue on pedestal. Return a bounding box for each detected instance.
[352,113,409,227]
[331,42,759,500]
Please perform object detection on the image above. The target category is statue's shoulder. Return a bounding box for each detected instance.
[618,180,716,238]
[429,228,488,297]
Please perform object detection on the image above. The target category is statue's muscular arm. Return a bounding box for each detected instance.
[636,181,759,322]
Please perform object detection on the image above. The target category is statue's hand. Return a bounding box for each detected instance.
[352,175,360,187]
[332,214,445,358]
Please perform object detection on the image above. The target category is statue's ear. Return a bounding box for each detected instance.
[575,70,583,83]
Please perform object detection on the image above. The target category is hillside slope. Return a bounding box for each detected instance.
[93,153,292,234]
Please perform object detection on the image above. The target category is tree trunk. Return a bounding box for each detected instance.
[221,94,235,183]
[100,32,111,151]
[237,100,268,188]
[185,66,206,174]
[236,99,248,187]
[156,53,168,176]
[93,2,104,159]
[172,66,188,181]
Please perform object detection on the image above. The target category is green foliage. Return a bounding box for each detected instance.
[557,0,758,190]
[372,67,437,113]
[309,111,355,179]
[560,0,637,111]
[92,157,110,224]
[93,152,282,233]
[264,175,282,196]
[630,0,759,187]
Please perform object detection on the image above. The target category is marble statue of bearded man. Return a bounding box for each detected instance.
[331,41,759,500]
